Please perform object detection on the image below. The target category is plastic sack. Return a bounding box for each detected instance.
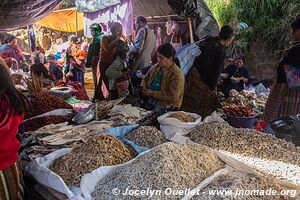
[157,111,201,139]
[25,148,84,200]
[254,83,268,96]
[106,124,149,154]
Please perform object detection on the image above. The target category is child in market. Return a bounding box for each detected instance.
[105,40,129,99]
[66,50,86,86]
[47,54,63,85]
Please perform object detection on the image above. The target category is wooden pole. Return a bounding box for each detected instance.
[188,18,194,43]
[75,9,78,36]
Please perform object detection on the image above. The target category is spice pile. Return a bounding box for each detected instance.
[125,126,167,148]
[189,122,300,166]
[92,143,224,199]
[193,171,290,200]
[25,93,73,119]
[169,112,195,123]
[223,105,256,117]
[23,114,75,132]
[50,134,132,186]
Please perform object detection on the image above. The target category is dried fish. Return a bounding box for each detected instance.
[193,171,290,200]
[189,122,300,166]
[125,126,167,148]
[168,112,195,123]
[92,143,224,200]
[50,134,132,186]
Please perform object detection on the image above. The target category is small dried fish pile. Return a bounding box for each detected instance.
[220,151,300,186]
[169,112,195,123]
[50,134,132,186]
[193,171,290,200]
[92,143,224,200]
[189,122,300,166]
[125,126,167,148]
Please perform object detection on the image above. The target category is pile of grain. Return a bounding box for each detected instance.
[92,143,224,200]
[169,112,195,123]
[125,126,167,148]
[50,134,132,186]
[189,122,300,166]
[193,171,291,200]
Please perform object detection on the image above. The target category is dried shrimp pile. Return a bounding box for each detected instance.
[50,134,132,186]
[193,171,290,200]
[92,143,224,200]
[189,122,300,166]
[125,126,167,148]
[169,112,195,123]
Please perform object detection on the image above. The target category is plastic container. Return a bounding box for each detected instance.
[226,115,256,128]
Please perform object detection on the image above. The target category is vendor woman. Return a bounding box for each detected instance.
[221,56,250,96]
[141,43,185,108]
[264,18,300,122]
[0,62,29,200]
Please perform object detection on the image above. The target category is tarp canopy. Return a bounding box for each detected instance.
[36,8,84,32]
[0,0,62,33]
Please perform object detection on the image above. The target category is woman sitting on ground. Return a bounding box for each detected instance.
[31,46,46,65]
[141,43,185,108]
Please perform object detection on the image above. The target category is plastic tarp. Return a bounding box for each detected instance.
[76,0,120,13]
[168,0,219,39]
[36,8,84,32]
[0,0,63,33]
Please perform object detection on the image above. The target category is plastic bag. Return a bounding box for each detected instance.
[106,124,149,154]
[157,111,201,139]
[254,83,268,96]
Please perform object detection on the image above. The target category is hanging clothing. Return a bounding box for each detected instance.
[170,35,182,52]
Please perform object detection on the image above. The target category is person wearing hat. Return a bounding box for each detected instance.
[141,43,185,108]
[164,22,187,52]
[105,40,130,99]
[86,23,104,89]
[48,54,63,85]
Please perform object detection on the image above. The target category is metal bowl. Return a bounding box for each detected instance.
[72,104,95,124]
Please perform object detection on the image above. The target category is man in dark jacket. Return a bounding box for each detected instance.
[86,23,104,89]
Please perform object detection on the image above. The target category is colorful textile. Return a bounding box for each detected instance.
[0,162,24,200]
[0,44,25,64]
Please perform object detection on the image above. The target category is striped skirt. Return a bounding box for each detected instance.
[264,83,300,122]
[0,162,24,200]
[181,67,221,118]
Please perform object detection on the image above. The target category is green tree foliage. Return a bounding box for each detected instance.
[61,0,76,9]
[206,0,300,55]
